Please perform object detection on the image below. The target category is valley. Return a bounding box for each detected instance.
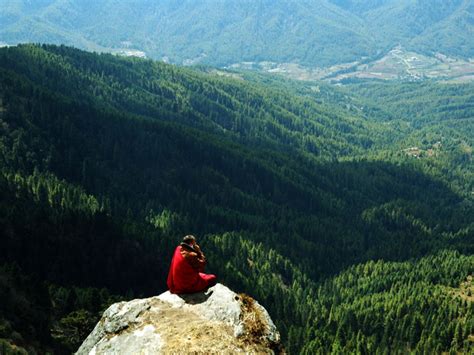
[0,1,473,353]
[229,46,474,83]
[0,44,472,353]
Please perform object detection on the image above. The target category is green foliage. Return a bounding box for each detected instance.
[0,264,122,353]
[205,234,474,354]
[1,1,472,67]
[301,250,474,354]
[344,80,474,196]
[0,339,28,355]
[0,264,51,352]
[330,0,471,58]
[0,45,472,353]
[51,310,96,352]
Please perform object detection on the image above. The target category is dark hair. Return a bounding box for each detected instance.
[182,235,196,244]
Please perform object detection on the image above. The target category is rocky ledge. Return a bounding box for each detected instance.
[76,283,283,354]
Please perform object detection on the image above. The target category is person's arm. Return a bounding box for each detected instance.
[181,247,206,271]
[194,243,205,257]
[193,244,206,271]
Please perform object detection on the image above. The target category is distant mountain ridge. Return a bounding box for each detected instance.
[1,0,472,69]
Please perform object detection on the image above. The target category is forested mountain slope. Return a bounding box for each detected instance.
[0,45,473,353]
[264,75,474,196]
[1,0,472,67]
[330,0,472,57]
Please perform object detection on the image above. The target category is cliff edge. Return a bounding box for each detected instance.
[76,283,283,354]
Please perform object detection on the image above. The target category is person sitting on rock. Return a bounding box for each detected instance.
[167,235,217,294]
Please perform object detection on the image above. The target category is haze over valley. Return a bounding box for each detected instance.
[2,0,474,81]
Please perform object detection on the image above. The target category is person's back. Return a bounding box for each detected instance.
[167,235,216,294]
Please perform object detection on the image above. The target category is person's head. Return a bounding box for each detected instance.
[182,235,196,246]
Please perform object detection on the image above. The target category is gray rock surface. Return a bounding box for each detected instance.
[76,283,282,354]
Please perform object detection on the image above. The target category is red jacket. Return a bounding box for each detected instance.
[166,245,216,294]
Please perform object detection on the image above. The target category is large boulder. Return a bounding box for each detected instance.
[76,283,283,354]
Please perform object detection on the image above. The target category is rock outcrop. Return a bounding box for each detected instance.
[76,283,283,354]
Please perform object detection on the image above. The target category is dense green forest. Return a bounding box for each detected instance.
[1,0,472,67]
[0,44,472,353]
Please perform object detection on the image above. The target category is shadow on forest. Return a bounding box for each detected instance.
[212,158,473,283]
